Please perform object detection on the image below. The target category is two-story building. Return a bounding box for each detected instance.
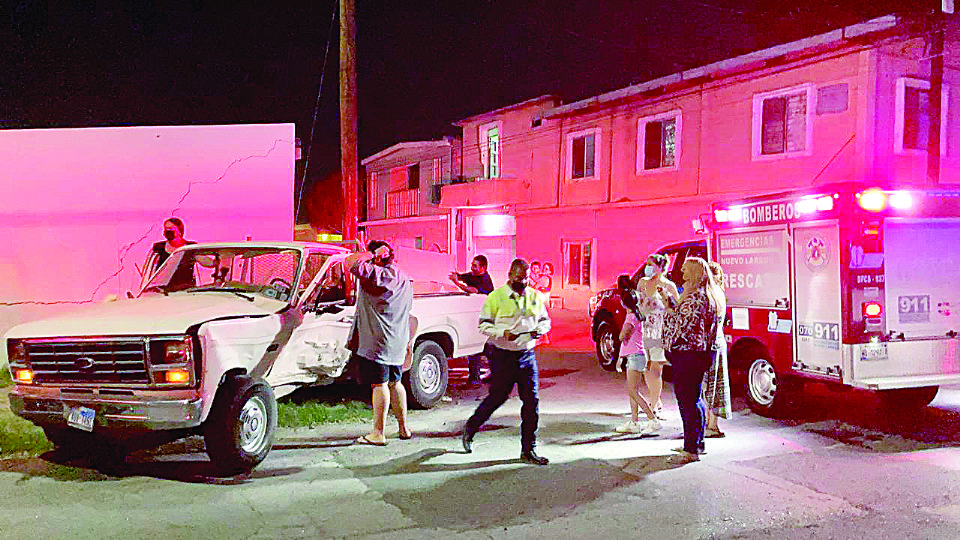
[364,14,959,309]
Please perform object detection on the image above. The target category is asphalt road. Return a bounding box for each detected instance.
[4,310,960,539]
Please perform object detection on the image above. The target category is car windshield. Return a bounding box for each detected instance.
[143,246,304,302]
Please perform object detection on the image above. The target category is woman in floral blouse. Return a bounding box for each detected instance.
[663,257,726,462]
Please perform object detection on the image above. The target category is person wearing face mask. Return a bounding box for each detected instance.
[461,258,552,465]
[636,254,680,419]
[150,217,195,273]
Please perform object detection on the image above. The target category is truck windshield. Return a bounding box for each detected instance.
[143,247,303,302]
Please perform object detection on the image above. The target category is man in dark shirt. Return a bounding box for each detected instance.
[449,255,495,384]
[449,255,494,295]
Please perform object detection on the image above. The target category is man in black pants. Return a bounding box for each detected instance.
[461,258,552,465]
[449,255,495,385]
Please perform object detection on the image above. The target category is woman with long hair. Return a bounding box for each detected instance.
[636,253,679,418]
[614,275,660,434]
[703,262,732,438]
[663,257,725,462]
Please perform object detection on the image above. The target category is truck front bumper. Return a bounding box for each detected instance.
[9,386,204,430]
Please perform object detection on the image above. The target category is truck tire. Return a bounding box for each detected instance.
[594,319,620,372]
[744,356,793,417]
[204,375,277,475]
[404,340,448,409]
[878,386,939,410]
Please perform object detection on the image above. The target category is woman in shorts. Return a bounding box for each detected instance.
[614,275,662,435]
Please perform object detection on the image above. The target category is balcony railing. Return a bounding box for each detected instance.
[386,188,421,218]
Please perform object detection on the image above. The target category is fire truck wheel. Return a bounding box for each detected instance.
[595,319,620,372]
[744,356,791,417]
[877,386,939,410]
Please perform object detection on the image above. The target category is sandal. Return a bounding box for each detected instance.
[705,428,725,438]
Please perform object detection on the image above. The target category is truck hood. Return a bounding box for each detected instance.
[5,293,285,339]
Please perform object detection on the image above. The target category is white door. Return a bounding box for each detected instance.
[791,222,842,378]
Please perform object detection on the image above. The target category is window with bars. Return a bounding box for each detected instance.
[564,240,593,287]
[752,85,812,159]
[637,111,680,172]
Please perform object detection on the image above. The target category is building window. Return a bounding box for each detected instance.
[408,163,420,190]
[752,84,814,159]
[368,172,379,212]
[637,110,681,173]
[389,166,408,192]
[432,157,441,184]
[564,240,593,288]
[895,77,949,155]
[567,128,601,180]
[479,120,502,179]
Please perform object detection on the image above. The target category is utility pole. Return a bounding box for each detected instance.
[340,0,359,241]
[926,3,950,185]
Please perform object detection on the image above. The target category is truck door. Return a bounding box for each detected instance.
[791,222,842,378]
[268,259,355,392]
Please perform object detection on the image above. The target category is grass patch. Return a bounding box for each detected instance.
[0,369,11,389]
[277,400,372,428]
[0,415,53,457]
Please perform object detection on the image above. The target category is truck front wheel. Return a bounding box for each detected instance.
[204,375,277,474]
[744,356,793,417]
[404,340,448,409]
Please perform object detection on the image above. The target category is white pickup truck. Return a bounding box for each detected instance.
[5,242,487,473]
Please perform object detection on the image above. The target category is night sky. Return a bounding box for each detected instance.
[1,1,911,225]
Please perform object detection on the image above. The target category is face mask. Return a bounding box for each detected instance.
[510,281,526,294]
[163,230,176,241]
[643,265,656,278]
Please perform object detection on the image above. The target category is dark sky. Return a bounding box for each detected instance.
[0,0,911,222]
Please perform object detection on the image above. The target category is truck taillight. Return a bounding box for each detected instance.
[863,302,883,318]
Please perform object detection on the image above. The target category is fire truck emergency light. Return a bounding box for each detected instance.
[889,191,913,210]
[863,302,883,318]
[858,189,887,212]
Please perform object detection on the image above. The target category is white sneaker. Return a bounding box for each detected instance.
[640,419,662,434]
[615,421,641,433]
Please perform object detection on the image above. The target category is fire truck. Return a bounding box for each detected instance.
[703,183,960,416]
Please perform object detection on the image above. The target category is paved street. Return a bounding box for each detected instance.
[4,309,960,539]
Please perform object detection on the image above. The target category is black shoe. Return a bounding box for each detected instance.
[461,430,474,453]
[520,450,549,466]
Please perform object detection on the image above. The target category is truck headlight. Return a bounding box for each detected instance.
[7,339,27,365]
[588,294,601,317]
[150,337,193,365]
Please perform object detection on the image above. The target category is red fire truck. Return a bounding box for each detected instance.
[703,183,960,416]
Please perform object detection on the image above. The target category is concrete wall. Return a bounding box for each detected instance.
[0,123,295,340]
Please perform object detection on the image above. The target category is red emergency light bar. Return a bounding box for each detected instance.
[856,189,915,212]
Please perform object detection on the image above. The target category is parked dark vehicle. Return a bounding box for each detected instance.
[588,240,707,371]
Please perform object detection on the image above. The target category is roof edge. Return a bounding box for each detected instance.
[361,140,453,165]
[454,94,561,126]
[545,15,901,119]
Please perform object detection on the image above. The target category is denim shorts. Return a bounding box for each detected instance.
[623,352,649,372]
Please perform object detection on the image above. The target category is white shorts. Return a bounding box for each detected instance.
[644,346,667,364]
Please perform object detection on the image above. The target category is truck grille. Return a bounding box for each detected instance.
[26,339,150,384]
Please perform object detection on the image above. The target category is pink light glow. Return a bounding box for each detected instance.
[0,124,295,337]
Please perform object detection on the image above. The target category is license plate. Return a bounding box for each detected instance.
[66,406,96,432]
[860,343,888,362]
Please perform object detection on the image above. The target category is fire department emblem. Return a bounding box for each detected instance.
[804,236,829,272]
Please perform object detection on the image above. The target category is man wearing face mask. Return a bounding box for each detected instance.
[461,258,552,465]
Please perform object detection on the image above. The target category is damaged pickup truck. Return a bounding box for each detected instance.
[5,242,487,473]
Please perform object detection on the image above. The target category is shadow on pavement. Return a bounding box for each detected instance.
[356,453,690,532]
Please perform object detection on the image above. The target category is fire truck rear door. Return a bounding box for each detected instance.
[791,221,842,378]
